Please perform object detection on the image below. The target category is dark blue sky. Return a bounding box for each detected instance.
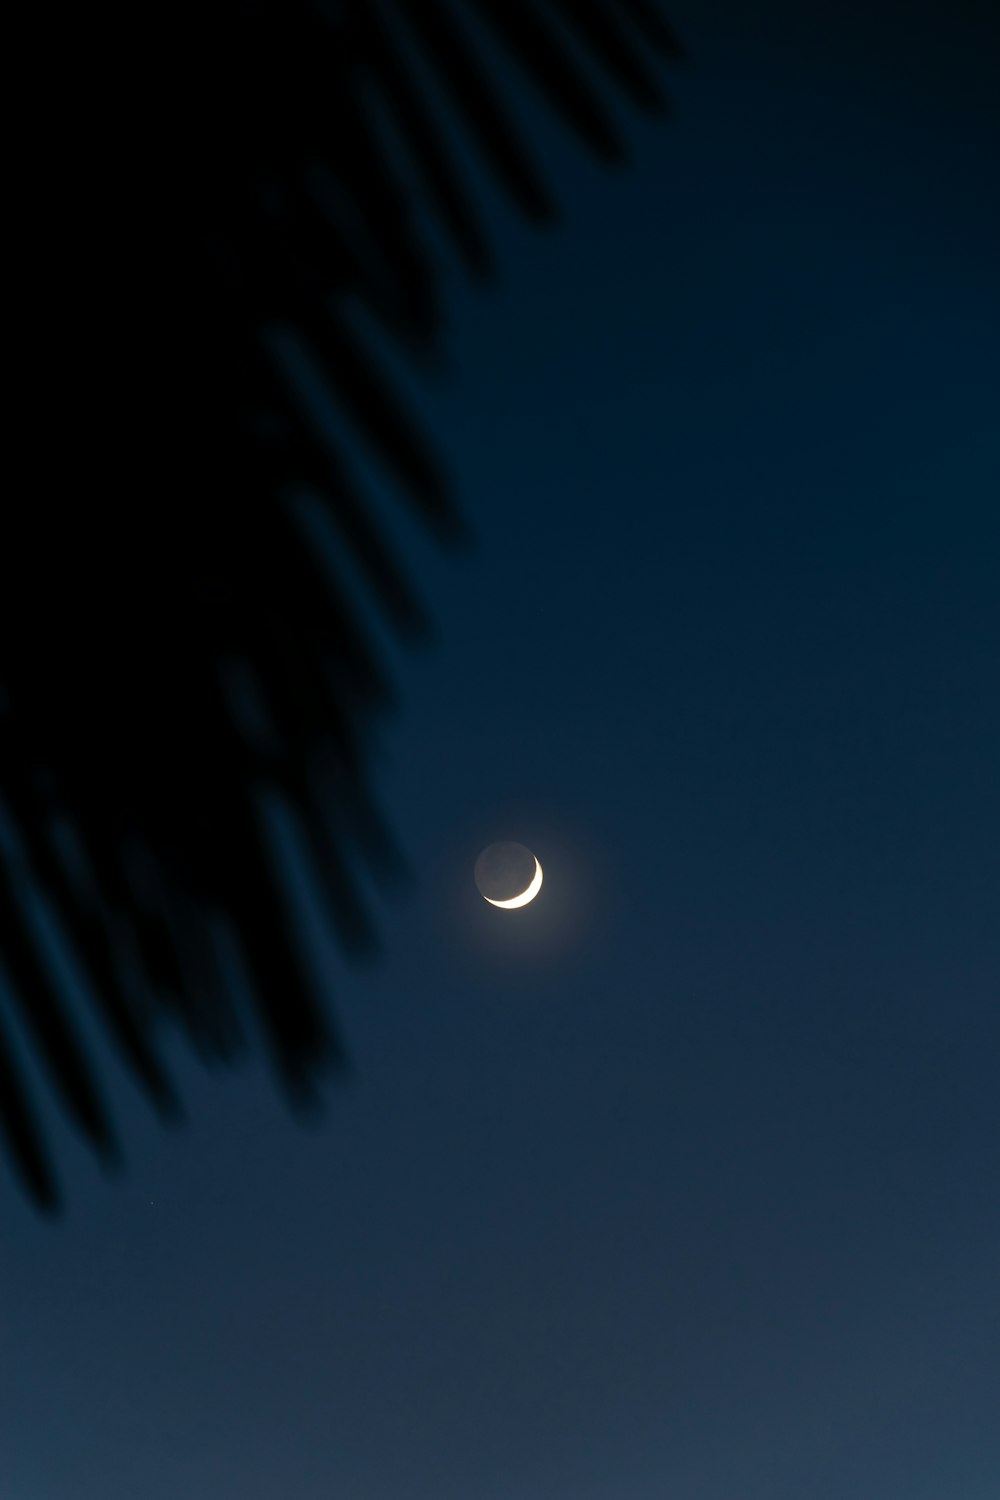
[3,3,998,1496]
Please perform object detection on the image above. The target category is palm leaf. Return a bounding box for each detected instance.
[0,0,681,1208]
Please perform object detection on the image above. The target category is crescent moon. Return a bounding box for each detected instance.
[484,857,543,909]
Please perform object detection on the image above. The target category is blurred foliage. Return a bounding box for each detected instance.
[0,0,681,1208]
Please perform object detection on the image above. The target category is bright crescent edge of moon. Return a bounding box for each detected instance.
[484,857,543,909]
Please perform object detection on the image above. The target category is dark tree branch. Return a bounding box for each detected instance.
[0,0,680,1208]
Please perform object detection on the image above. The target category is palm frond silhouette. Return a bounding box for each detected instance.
[0,0,681,1208]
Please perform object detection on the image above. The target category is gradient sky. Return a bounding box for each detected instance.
[3,2,998,1497]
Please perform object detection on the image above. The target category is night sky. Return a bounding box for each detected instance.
[3,2,999,1496]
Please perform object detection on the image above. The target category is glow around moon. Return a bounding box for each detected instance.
[474,841,543,909]
[485,857,543,908]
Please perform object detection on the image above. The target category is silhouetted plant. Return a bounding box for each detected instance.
[0,0,681,1208]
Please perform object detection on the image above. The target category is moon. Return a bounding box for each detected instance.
[474,841,543,909]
